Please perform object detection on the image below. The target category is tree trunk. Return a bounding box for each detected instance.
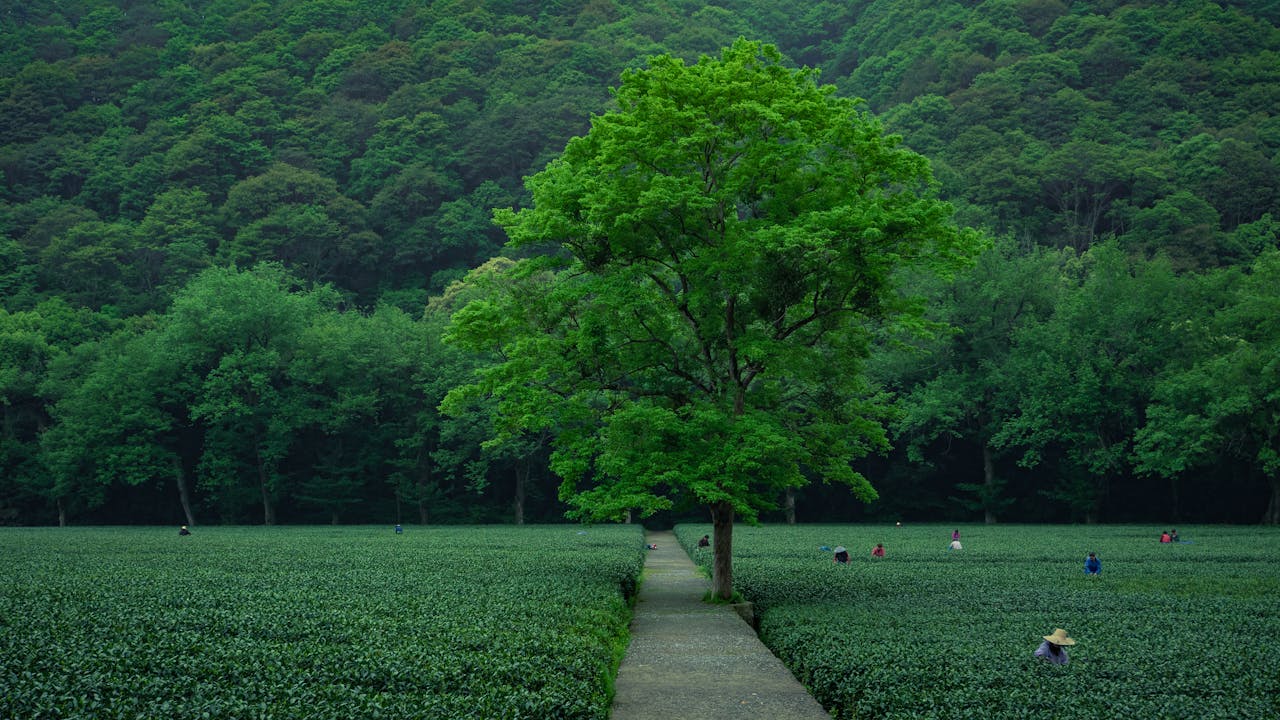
[57,497,66,528]
[257,452,275,525]
[173,456,196,527]
[982,445,996,525]
[330,511,339,525]
[710,501,735,601]
[417,473,429,524]
[1264,476,1280,525]
[514,464,527,525]
[784,487,796,525]
[624,509,632,524]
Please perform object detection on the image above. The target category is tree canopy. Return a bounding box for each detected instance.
[445,40,984,597]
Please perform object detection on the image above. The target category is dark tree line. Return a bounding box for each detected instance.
[1,0,1278,525]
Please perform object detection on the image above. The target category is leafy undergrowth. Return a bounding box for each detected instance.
[675,523,1280,720]
[0,525,643,719]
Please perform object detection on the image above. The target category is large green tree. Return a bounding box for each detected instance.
[163,264,337,525]
[432,258,558,526]
[0,300,114,525]
[994,244,1185,522]
[1135,251,1280,523]
[285,303,433,525]
[446,40,982,598]
[883,238,1066,523]
[41,327,200,527]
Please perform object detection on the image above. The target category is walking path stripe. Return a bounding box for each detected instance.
[609,530,832,720]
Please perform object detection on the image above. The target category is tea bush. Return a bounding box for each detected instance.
[676,523,1280,720]
[0,525,643,719]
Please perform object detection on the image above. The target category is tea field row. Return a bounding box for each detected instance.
[676,523,1280,720]
[1,525,644,719]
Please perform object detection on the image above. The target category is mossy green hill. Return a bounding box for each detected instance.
[2,1,1279,528]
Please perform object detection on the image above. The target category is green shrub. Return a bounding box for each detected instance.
[0,525,644,719]
[675,523,1280,720]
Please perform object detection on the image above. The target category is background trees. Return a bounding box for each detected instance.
[881,239,1065,524]
[1135,251,1280,523]
[1,1,1278,526]
[992,245,1185,523]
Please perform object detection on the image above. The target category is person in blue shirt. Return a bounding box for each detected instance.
[1084,552,1101,576]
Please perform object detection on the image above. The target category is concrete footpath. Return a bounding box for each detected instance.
[609,530,832,720]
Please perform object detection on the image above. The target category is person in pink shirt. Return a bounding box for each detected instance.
[871,543,885,558]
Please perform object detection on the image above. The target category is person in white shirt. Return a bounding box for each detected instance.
[1034,628,1075,665]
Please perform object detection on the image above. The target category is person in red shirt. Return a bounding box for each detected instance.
[1160,531,1172,543]
[871,543,885,558]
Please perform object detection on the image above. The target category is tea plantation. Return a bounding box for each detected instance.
[676,523,1280,720]
[0,525,643,719]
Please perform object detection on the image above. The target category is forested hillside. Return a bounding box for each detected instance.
[2,0,1278,526]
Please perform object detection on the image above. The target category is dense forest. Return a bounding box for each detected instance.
[1,0,1278,527]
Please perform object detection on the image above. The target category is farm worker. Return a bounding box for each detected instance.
[1170,529,1179,542]
[833,546,850,564]
[1034,628,1075,665]
[1084,552,1101,576]
[178,525,190,536]
[948,539,962,551]
[952,529,961,542]
[1160,531,1172,543]
[394,524,403,534]
[871,543,885,558]
[698,534,710,547]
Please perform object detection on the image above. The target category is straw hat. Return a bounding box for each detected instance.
[1042,628,1076,646]
[833,546,847,553]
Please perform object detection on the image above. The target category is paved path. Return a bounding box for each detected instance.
[609,530,832,720]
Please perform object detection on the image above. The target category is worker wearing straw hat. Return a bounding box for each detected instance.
[1034,628,1076,664]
